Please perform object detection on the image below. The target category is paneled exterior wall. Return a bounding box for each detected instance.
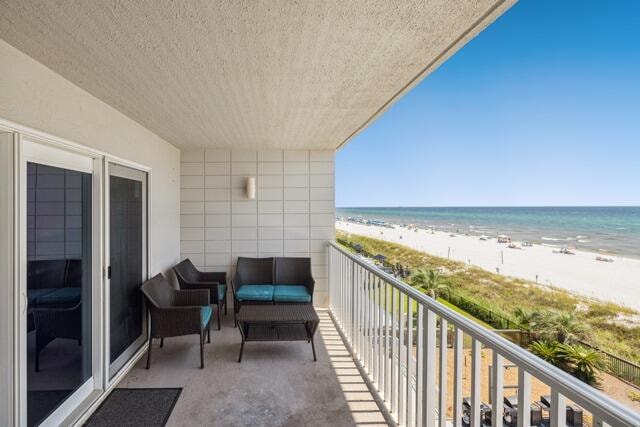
[180,149,335,306]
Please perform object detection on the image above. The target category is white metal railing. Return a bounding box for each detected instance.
[327,242,640,427]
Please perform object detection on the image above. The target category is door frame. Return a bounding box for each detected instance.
[0,130,17,426]
[104,159,150,383]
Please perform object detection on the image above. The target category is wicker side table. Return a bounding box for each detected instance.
[236,305,320,362]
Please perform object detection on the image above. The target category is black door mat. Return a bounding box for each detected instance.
[84,388,182,427]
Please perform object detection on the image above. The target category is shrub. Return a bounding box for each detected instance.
[530,341,604,386]
[542,313,587,343]
[410,268,449,299]
[529,340,567,368]
[558,343,605,386]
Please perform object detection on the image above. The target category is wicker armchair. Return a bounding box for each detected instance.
[173,258,227,330]
[141,274,212,369]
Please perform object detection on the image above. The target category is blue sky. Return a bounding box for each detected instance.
[336,0,640,207]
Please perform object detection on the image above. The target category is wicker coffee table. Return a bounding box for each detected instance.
[236,305,320,362]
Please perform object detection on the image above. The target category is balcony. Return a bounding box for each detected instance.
[327,242,640,427]
[108,242,640,427]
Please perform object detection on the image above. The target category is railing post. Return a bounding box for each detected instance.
[517,369,531,427]
[406,298,414,427]
[391,287,398,416]
[384,281,390,403]
[438,318,448,427]
[422,307,437,427]
[491,351,504,427]
[365,271,371,372]
[453,326,463,427]
[398,293,406,426]
[358,265,364,361]
[374,276,380,388]
[328,245,332,311]
[338,254,342,329]
[350,259,355,346]
[550,389,566,427]
[471,339,481,427]
[416,305,424,426]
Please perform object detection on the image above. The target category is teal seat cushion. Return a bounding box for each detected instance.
[200,305,212,327]
[217,284,227,302]
[273,285,311,303]
[236,284,274,302]
[27,289,55,305]
[35,287,81,305]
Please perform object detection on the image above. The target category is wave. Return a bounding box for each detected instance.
[578,239,592,243]
[541,237,570,242]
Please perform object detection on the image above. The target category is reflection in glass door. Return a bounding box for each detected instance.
[108,163,147,377]
[26,162,93,427]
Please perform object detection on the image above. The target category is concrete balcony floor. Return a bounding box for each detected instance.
[119,309,392,426]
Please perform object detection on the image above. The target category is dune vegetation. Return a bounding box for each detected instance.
[336,230,640,365]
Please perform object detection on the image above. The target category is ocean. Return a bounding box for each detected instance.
[336,206,640,258]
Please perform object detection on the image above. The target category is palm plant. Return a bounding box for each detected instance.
[529,340,567,368]
[409,268,428,288]
[559,343,605,385]
[541,313,586,343]
[513,308,546,331]
[409,268,449,299]
[529,340,604,386]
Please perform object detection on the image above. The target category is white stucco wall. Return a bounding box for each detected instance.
[0,40,180,276]
[180,149,335,307]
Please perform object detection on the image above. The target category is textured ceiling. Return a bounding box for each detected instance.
[0,1,514,150]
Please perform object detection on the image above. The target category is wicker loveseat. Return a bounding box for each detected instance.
[231,257,314,323]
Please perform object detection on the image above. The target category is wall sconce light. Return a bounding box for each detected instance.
[246,176,256,199]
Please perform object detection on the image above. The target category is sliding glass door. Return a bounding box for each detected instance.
[21,140,99,427]
[107,163,147,378]
[16,136,150,424]
[14,134,151,425]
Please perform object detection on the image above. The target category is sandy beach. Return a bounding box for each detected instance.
[336,221,640,311]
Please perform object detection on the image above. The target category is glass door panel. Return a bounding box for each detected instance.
[108,163,147,377]
[26,162,93,427]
